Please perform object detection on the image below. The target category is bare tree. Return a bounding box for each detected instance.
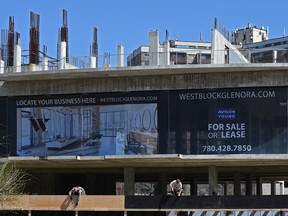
[0,162,30,206]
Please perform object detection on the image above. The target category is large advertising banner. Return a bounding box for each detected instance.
[169,87,288,154]
[6,87,288,157]
[15,93,158,156]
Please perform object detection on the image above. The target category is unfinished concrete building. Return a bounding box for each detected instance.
[1,13,288,216]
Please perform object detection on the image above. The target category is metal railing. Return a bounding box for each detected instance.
[0,49,288,74]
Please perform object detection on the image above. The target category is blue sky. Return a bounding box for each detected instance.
[0,0,288,60]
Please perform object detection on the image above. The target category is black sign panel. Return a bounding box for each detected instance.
[168,87,287,154]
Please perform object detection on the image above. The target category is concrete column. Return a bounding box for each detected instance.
[279,181,285,195]
[117,43,124,67]
[198,50,202,64]
[13,44,21,73]
[245,175,253,195]
[58,41,66,70]
[190,178,197,196]
[211,28,225,64]
[273,50,278,63]
[29,63,36,72]
[48,173,56,195]
[149,31,159,66]
[208,166,218,195]
[164,39,170,65]
[223,182,227,195]
[234,172,241,195]
[271,180,276,195]
[158,173,167,195]
[42,56,48,71]
[256,177,263,195]
[89,56,96,68]
[0,60,4,74]
[124,167,135,195]
[87,174,97,194]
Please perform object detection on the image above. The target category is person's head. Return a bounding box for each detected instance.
[176,179,180,183]
[73,187,79,192]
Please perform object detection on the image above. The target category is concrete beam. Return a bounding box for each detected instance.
[7,154,288,170]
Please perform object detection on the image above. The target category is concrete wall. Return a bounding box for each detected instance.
[211,29,249,64]
[1,65,288,96]
[2,195,288,212]
[0,195,124,211]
